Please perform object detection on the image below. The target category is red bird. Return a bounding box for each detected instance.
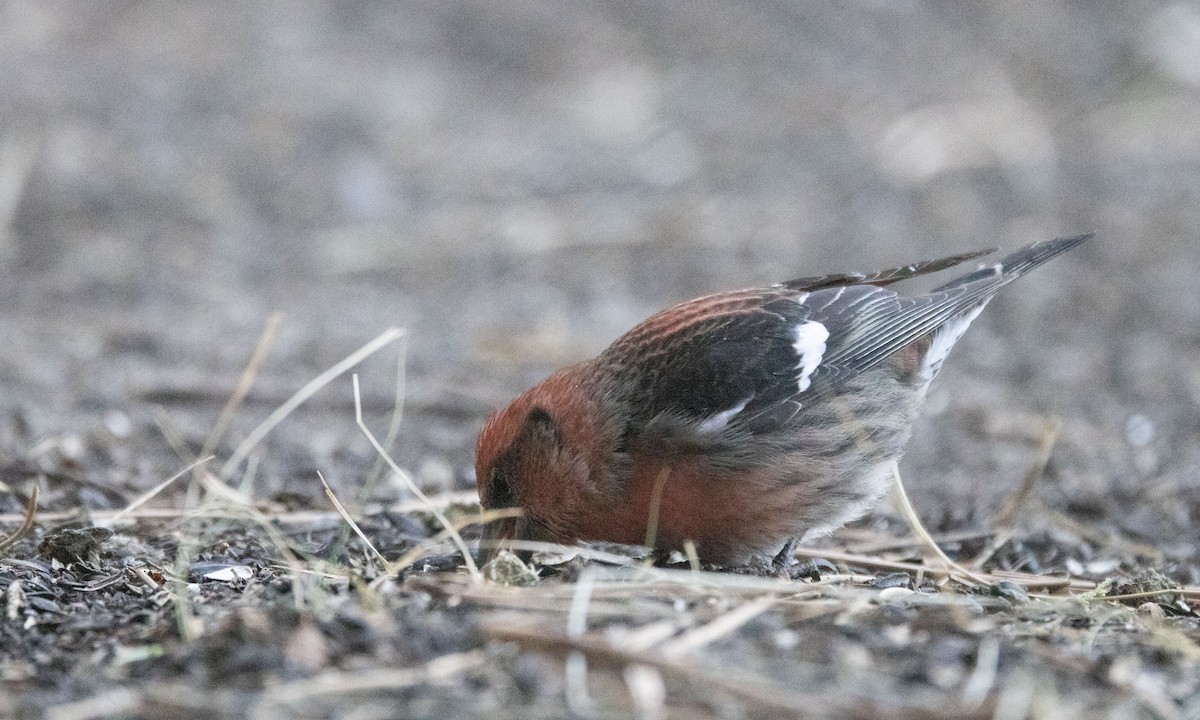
[475,235,1091,567]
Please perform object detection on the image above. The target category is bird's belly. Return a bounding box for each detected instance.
[572,451,901,565]
[572,460,825,564]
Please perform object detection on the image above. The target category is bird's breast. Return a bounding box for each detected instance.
[570,455,821,564]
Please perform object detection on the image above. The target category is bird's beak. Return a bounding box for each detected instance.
[478,508,556,565]
[477,509,523,565]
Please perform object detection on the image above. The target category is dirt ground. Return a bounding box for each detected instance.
[1,2,1199,718]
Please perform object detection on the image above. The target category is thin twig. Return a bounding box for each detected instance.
[201,313,283,463]
[103,456,214,527]
[0,490,482,525]
[249,650,487,720]
[971,417,1061,569]
[317,470,393,573]
[642,467,671,562]
[353,374,480,580]
[891,462,991,586]
[0,486,38,553]
[220,327,406,479]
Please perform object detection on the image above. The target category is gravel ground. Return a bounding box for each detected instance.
[1,3,1199,718]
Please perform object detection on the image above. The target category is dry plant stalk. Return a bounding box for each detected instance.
[153,325,416,631]
[220,327,406,480]
[361,331,409,498]
[202,312,284,460]
[352,373,481,580]
[248,650,487,720]
[971,416,1061,569]
[0,490,483,526]
[188,313,284,504]
[890,462,991,586]
[641,467,672,558]
[0,485,37,553]
[317,470,393,573]
[104,456,214,527]
[565,568,598,714]
[994,416,1061,528]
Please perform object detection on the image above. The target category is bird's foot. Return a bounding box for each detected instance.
[772,538,799,571]
[772,539,829,581]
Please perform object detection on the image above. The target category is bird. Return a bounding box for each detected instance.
[475,234,1091,568]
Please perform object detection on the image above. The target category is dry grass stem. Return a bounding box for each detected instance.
[474,537,638,567]
[847,529,997,555]
[641,467,671,560]
[995,416,1061,528]
[0,490,482,526]
[971,417,1061,569]
[362,331,409,497]
[353,373,480,580]
[623,663,666,720]
[193,471,320,611]
[659,595,777,656]
[962,636,1000,707]
[891,462,992,586]
[201,312,283,462]
[317,470,394,572]
[683,540,701,574]
[0,485,38,553]
[789,544,1200,601]
[565,568,598,714]
[450,562,859,602]
[792,546,1069,590]
[103,456,214,527]
[220,327,406,480]
[149,406,195,466]
[248,650,487,720]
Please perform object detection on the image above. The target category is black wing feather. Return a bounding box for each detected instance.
[612,296,812,427]
[780,246,995,292]
[606,235,1091,440]
[818,233,1093,375]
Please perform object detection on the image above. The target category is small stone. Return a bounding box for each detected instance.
[879,586,916,602]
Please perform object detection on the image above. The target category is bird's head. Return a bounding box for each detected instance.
[474,367,611,563]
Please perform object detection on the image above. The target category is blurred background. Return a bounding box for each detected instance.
[0,2,1197,560]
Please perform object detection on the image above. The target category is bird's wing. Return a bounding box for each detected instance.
[779,246,994,291]
[603,289,822,441]
[603,235,1090,445]
[814,233,1093,377]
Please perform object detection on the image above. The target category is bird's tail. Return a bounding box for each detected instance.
[821,233,1092,376]
[932,233,1094,292]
